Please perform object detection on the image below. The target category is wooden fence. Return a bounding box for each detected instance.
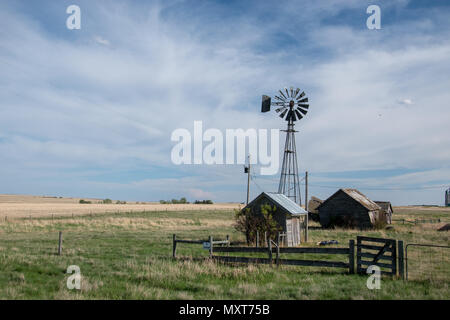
[171,234,413,278]
[172,234,229,258]
[213,240,355,274]
[393,218,441,225]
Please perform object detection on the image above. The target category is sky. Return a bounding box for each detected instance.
[0,0,449,205]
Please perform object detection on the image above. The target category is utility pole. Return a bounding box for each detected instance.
[305,171,308,211]
[245,155,251,205]
[305,171,309,242]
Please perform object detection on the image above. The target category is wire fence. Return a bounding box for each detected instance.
[405,244,450,282]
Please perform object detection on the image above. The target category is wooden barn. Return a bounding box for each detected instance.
[307,196,323,222]
[374,201,393,224]
[243,192,308,246]
[317,188,382,229]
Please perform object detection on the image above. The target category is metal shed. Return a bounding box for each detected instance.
[243,192,308,246]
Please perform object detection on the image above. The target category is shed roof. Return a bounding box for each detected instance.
[318,188,381,211]
[374,201,393,212]
[245,192,307,216]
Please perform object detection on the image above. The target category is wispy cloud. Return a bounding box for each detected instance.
[0,0,449,204]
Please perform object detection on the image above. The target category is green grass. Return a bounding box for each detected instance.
[0,208,448,299]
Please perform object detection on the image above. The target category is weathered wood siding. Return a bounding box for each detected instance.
[318,190,372,228]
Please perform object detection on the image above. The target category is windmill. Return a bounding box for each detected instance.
[261,87,309,205]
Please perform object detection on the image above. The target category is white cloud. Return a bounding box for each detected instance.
[93,36,110,46]
[0,1,449,204]
[397,99,413,105]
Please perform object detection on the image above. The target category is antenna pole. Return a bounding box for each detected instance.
[246,155,251,205]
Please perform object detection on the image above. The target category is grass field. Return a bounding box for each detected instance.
[0,206,448,299]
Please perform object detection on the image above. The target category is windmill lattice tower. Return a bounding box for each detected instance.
[261,87,309,205]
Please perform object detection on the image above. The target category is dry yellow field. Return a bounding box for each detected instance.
[0,194,241,219]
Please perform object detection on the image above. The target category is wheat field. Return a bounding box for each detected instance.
[0,194,241,219]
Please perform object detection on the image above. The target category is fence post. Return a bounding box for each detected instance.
[256,231,259,248]
[356,236,362,274]
[172,234,177,258]
[58,231,63,256]
[391,240,397,276]
[226,235,229,247]
[268,238,273,266]
[276,232,280,267]
[398,240,404,279]
[209,236,213,258]
[349,240,355,274]
[264,232,267,247]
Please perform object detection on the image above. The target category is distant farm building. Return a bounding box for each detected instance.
[446,188,450,207]
[317,189,383,229]
[374,201,394,224]
[243,192,308,246]
[307,196,323,222]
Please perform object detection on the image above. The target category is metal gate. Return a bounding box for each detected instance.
[405,244,450,281]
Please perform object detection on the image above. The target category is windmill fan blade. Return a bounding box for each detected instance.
[298,103,309,109]
[272,101,285,106]
[297,107,308,115]
[297,92,305,99]
[275,95,285,102]
[294,88,300,98]
[295,109,304,120]
[279,109,288,118]
[261,95,271,112]
[290,87,294,97]
[290,110,297,121]
[285,88,290,98]
[279,90,287,99]
[276,107,287,113]
[298,98,308,103]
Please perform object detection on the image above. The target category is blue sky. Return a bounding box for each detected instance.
[1,0,449,205]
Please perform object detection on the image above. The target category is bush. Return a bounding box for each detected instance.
[79,199,91,204]
[234,204,282,245]
[115,200,127,204]
[102,199,112,204]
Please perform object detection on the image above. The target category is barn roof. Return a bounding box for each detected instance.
[374,201,393,212]
[245,192,307,216]
[341,189,381,211]
[318,188,381,211]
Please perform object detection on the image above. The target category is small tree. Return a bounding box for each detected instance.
[234,204,282,245]
[102,198,112,204]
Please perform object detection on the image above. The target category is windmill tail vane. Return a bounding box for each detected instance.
[261,87,310,205]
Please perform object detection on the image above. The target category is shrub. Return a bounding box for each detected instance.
[102,199,112,204]
[79,199,91,204]
[234,204,282,245]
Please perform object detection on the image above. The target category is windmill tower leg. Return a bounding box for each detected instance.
[278,120,301,205]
